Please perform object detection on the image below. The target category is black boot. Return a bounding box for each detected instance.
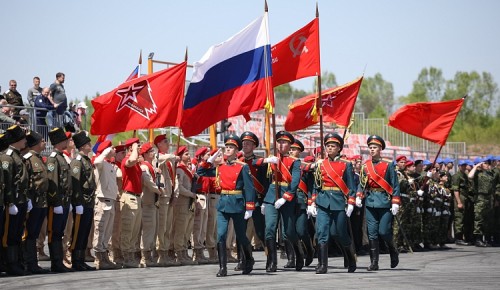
[292,242,304,271]
[303,238,314,267]
[49,241,73,273]
[367,239,379,271]
[216,242,227,277]
[25,239,49,274]
[241,244,254,275]
[5,246,27,276]
[283,240,295,268]
[387,239,399,268]
[80,250,96,270]
[475,235,487,247]
[343,246,357,273]
[265,239,277,272]
[72,250,87,271]
[340,245,349,268]
[234,240,242,271]
[315,244,321,271]
[315,243,328,274]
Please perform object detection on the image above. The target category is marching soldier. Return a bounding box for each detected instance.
[355,135,400,271]
[23,131,50,274]
[1,125,30,276]
[92,140,121,270]
[46,127,73,272]
[263,131,302,272]
[311,133,357,274]
[153,134,180,266]
[198,134,256,277]
[69,131,97,271]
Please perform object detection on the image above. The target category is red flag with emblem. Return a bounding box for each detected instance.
[90,61,187,135]
[271,18,320,87]
[388,98,464,146]
[284,76,363,131]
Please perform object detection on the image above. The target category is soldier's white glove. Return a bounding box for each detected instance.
[390,204,399,215]
[408,178,414,185]
[426,171,433,178]
[274,197,286,209]
[427,207,433,213]
[75,205,84,215]
[355,196,363,208]
[435,211,441,217]
[417,190,424,197]
[69,204,73,213]
[264,156,279,164]
[416,207,421,214]
[53,206,64,214]
[307,204,317,218]
[27,199,33,212]
[102,146,113,157]
[261,204,265,215]
[8,204,18,215]
[244,210,253,220]
[207,148,222,164]
[345,204,354,217]
[443,210,449,215]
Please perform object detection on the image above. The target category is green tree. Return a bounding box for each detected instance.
[357,73,394,116]
[400,67,445,104]
[274,83,308,116]
[313,70,337,91]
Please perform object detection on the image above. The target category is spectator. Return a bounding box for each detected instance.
[27,76,43,107]
[50,72,68,115]
[2,80,24,116]
[34,87,58,126]
[17,109,30,126]
[0,99,16,126]
[76,101,88,130]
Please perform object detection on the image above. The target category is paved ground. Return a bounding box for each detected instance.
[1,244,499,289]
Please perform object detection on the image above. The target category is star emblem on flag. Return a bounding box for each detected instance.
[322,94,336,108]
[115,80,157,120]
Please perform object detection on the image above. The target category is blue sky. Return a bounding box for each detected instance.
[1,0,499,107]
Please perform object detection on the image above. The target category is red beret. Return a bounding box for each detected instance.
[97,140,112,154]
[405,160,414,167]
[125,137,140,148]
[140,142,153,155]
[176,145,187,157]
[350,155,362,161]
[304,156,315,163]
[154,134,167,146]
[114,145,126,153]
[396,155,407,162]
[195,147,208,158]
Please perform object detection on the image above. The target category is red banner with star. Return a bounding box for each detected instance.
[91,62,187,135]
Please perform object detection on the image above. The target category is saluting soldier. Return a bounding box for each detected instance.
[23,131,50,274]
[197,134,256,277]
[46,127,73,272]
[1,125,30,276]
[69,131,96,271]
[355,135,400,271]
[311,133,357,274]
[263,131,302,272]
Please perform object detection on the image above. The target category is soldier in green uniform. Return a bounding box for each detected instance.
[451,160,474,245]
[355,135,400,271]
[311,133,357,274]
[1,125,30,276]
[469,157,500,246]
[436,171,452,249]
[423,170,442,250]
[69,131,97,270]
[0,133,8,274]
[197,134,256,277]
[23,131,51,274]
[394,156,410,252]
[46,127,73,272]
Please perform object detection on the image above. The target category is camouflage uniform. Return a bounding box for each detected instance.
[472,168,499,245]
[451,169,474,244]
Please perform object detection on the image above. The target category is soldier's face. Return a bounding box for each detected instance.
[181,151,190,163]
[289,147,301,158]
[368,145,381,157]
[224,144,237,158]
[278,140,291,154]
[326,143,340,157]
[242,140,255,155]
[397,160,406,169]
[406,165,416,173]
[115,151,125,162]
[157,139,169,153]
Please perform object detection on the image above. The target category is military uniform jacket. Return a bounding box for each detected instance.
[264,155,301,204]
[3,90,24,107]
[198,159,256,213]
[71,153,96,208]
[195,161,218,194]
[1,146,29,204]
[93,153,119,200]
[140,161,161,206]
[24,150,48,208]
[0,152,4,206]
[451,171,472,197]
[472,169,499,195]
[314,156,356,211]
[298,162,314,209]
[357,158,400,208]
[47,150,72,207]
[240,154,269,206]
[175,163,194,205]
[156,153,177,200]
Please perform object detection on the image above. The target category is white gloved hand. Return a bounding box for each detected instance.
[102,146,113,157]
[264,156,279,164]
[408,178,414,185]
[244,210,253,220]
[390,204,399,215]
[8,204,18,215]
[69,204,73,213]
[207,148,222,164]
[75,205,84,215]
[427,207,433,213]
[274,197,286,209]
[355,196,363,208]
[442,210,449,215]
[27,199,33,212]
[345,204,354,217]
[260,204,265,215]
[426,171,433,178]
[417,190,424,197]
[311,205,317,217]
[53,206,64,214]
[307,205,315,218]
[416,207,421,214]
[435,211,441,217]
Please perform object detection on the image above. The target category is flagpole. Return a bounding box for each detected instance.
[315,4,324,159]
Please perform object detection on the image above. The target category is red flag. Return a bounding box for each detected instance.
[284,77,363,131]
[271,18,320,87]
[388,98,464,146]
[91,62,187,135]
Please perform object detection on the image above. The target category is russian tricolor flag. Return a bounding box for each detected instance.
[181,14,274,137]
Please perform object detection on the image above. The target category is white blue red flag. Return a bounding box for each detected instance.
[125,66,139,82]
